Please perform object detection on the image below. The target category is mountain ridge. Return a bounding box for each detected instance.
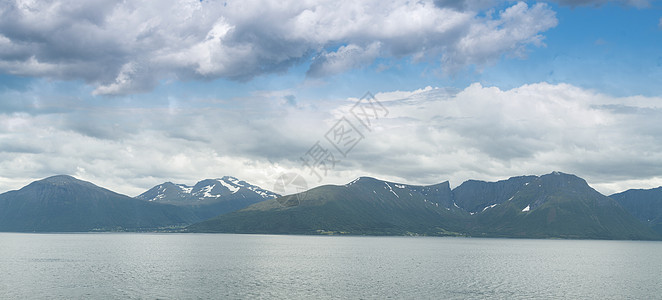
[187,176,467,236]
[187,172,661,240]
[1,172,661,240]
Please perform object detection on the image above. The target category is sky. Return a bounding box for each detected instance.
[1,0,661,196]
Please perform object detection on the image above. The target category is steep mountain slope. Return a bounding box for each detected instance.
[469,172,659,240]
[0,175,199,232]
[610,187,662,235]
[136,176,279,219]
[453,175,537,214]
[186,177,468,235]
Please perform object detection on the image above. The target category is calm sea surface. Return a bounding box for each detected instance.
[0,233,661,299]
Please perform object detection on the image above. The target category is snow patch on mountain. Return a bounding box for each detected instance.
[177,184,193,194]
[384,182,399,198]
[218,179,240,194]
[200,184,221,198]
[482,203,499,212]
[246,186,278,199]
[346,178,360,186]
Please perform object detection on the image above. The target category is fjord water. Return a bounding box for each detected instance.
[1,234,661,299]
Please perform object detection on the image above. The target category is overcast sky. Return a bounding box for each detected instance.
[1,0,661,196]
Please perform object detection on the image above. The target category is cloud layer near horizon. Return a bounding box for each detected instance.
[0,0,557,95]
[1,81,661,196]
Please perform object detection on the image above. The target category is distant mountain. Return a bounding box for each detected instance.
[187,172,660,240]
[2,173,658,239]
[136,176,280,219]
[465,172,659,240]
[0,175,199,232]
[186,177,468,235]
[610,187,662,235]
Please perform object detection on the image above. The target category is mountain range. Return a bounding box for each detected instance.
[1,172,661,240]
[187,172,661,240]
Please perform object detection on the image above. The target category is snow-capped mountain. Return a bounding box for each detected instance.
[137,176,279,203]
[136,176,280,219]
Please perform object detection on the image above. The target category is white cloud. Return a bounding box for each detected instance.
[442,2,557,73]
[0,0,557,95]
[1,81,662,196]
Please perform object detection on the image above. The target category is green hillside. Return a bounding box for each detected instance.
[187,177,468,236]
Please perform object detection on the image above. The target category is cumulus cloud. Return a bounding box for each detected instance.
[1,81,662,196]
[442,2,557,73]
[0,0,557,95]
